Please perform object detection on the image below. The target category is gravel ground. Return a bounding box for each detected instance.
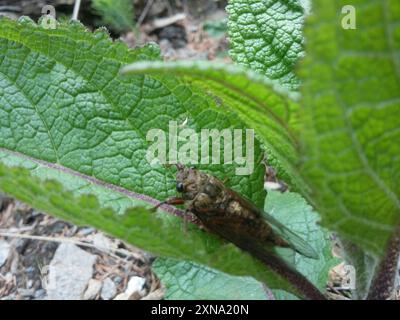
[0,195,163,300]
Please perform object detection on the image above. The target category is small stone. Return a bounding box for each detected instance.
[26,266,35,274]
[45,243,96,300]
[15,238,27,253]
[113,275,122,284]
[27,279,34,289]
[0,240,11,267]
[125,276,146,298]
[33,279,42,290]
[83,279,102,300]
[141,288,165,300]
[88,233,115,252]
[34,289,46,300]
[18,288,35,298]
[49,221,69,234]
[78,227,95,236]
[100,278,117,300]
[4,272,13,282]
[113,293,129,300]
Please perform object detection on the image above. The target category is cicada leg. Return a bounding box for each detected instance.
[151,197,185,212]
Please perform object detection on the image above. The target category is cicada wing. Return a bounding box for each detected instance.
[197,213,276,253]
[196,213,303,277]
[229,189,319,259]
[195,206,316,262]
[262,211,318,259]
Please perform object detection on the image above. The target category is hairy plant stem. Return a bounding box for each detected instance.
[367,226,400,300]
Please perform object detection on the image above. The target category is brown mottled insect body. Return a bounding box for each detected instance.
[168,165,317,259]
[156,165,324,299]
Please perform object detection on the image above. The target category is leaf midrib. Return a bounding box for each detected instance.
[0,147,185,217]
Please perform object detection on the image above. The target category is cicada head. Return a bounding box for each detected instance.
[175,165,202,200]
[174,165,219,201]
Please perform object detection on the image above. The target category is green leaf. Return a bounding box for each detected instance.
[153,258,270,300]
[299,0,400,259]
[154,191,338,299]
[91,0,135,32]
[271,290,299,300]
[227,0,307,90]
[154,257,303,300]
[0,17,265,207]
[121,60,307,191]
[265,191,339,292]
[0,17,312,296]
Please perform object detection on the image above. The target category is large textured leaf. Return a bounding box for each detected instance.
[153,258,270,300]
[299,0,400,259]
[0,17,312,296]
[227,0,307,90]
[264,191,338,291]
[153,259,298,300]
[0,17,265,207]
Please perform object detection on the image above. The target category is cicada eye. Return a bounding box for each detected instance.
[176,182,184,193]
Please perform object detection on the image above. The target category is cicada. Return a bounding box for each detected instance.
[158,164,318,260]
